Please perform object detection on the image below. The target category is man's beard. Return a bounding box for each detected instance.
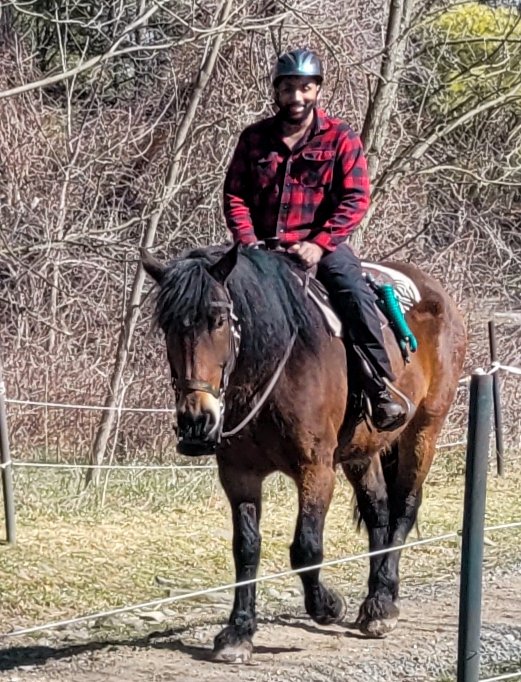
[276,99,316,124]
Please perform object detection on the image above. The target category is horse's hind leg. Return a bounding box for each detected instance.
[212,465,262,664]
[383,414,444,605]
[345,414,444,638]
[291,463,346,625]
[343,453,400,637]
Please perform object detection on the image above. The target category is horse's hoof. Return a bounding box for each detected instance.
[211,639,253,664]
[358,615,399,638]
[356,595,400,637]
[310,590,347,625]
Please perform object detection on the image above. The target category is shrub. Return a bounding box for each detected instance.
[413,1,521,115]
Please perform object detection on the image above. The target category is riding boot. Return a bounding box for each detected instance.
[316,244,408,432]
[371,389,408,431]
[351,344,407,432]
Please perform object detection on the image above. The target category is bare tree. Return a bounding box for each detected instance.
[1,0,520,468]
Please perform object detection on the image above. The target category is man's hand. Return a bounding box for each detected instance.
[288,242,324,268]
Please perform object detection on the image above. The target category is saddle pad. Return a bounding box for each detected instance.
[361,262,422,311]
[305,281,343,337]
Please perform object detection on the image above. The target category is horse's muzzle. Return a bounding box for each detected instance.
[175,411,219,456]
[176,436,218,457]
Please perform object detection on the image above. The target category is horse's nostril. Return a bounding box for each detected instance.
[177,410,217,441]
[195,412,215,438]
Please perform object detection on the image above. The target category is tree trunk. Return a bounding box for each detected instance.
[86,0,235,484]
[0,4,14,46]
[353,0,414,249]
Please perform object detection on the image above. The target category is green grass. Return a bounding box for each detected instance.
[1,450,520,639]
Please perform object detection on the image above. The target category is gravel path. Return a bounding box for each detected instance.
[1,567,520,682]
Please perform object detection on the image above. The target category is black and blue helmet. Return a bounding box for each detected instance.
[271,48,323,86]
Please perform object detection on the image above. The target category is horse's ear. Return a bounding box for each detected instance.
[140,247,166,284]
[208,242,240,285]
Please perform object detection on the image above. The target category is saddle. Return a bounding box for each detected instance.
[295,262,421,357]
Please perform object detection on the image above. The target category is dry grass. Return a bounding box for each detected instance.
[1,449,520,639]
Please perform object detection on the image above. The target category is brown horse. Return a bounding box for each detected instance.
[141,243,466,664]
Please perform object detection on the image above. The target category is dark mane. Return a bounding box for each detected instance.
[153,245,324,380]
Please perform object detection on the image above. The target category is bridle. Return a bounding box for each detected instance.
[175,299,241,401]
[173,293,241,439]
[172,287,297,442]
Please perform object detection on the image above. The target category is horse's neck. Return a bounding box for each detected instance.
[227,340,286,411]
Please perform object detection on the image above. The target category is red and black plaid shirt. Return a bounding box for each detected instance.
[223,108,370,252]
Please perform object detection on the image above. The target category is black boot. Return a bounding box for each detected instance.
[350,345,408,432]
[369,387,407,432]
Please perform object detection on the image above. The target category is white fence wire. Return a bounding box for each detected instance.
[2,521,520,640]
[11,461,218,471]
[5,440,465,473]
[5,398,175,413]
[0,530,459,638]
[480,672,521,682]
[7,359,521,475]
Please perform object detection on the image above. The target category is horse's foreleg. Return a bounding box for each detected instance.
[212,468,262,664]
[291,463,345,625]
[344,454,400,637]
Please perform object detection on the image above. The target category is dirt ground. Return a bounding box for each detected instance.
[1,570,520,682]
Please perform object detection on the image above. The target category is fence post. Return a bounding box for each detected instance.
[457,370,493,682]
[488,319,504,476]
[0,356,16,544]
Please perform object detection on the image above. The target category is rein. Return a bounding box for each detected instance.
[222,330,297,438]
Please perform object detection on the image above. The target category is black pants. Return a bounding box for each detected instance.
[316,243,395,384]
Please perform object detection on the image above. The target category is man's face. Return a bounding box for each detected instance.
[274,76,320,124]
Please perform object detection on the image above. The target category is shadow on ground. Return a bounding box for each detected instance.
[0,614,366,672]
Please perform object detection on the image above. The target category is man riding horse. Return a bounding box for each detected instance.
[224,48,406,432]
[141,48,467,659]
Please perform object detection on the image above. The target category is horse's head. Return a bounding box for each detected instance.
[141,244,240,456]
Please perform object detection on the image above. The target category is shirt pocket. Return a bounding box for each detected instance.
[297,150,335,188]
[252,153,279,190]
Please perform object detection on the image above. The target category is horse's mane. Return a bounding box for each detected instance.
[153,245,324,380]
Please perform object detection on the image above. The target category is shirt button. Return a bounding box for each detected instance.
[282,203,289,209]
[285,181,291,187]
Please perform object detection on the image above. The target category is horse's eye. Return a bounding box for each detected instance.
[211,315,226,331]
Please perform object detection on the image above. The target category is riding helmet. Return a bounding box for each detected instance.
[271,48,323,86]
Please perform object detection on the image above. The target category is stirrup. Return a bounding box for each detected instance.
[382,378,415,420]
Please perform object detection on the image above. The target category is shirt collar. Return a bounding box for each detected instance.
[313,108,331,134]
